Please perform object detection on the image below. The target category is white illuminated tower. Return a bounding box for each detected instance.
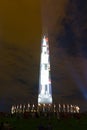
[38,36,52,104]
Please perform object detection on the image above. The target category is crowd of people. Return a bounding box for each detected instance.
[0,103,82,130]
[38,122,53,130]
[0,121,14,130]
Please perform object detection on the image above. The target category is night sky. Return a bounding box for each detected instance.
[0,0,87,112]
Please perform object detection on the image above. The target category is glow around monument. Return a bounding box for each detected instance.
[38,36,52,104]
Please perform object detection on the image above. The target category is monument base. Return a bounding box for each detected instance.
[38,94,52,104]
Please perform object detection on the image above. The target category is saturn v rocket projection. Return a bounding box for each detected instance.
[38,36,52,104]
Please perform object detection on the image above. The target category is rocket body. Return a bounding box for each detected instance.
[38,36,52,104]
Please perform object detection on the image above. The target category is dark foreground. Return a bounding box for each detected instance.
[0,112,87,130]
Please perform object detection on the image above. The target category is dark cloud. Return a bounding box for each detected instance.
[55,0,87,57]
[0,41,39,90]
[44,1,87,112]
